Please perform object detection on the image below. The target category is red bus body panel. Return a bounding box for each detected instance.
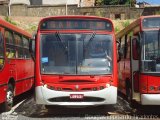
[0,18,34,104]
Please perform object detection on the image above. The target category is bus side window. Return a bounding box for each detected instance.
[23,37,30,59]
[14,33,23,58]
[5,30,16,59]
[0,32,4,69]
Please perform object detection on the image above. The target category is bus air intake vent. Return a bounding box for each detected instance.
[60,80,95,83]
[48,97,105,102]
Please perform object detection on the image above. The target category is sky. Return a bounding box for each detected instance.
[137,0,160,5]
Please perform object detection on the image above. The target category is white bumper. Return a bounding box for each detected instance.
[35,86,117,106]
[141,94,160,105]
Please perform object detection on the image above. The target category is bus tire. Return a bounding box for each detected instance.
[45,105,54,110]
[3,84,14,111]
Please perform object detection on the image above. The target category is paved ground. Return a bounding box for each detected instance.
[0,90,160,120]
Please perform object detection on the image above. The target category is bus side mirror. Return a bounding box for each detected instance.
[29,37,35,61]
[132,38,139,60]
[117,41,122,62]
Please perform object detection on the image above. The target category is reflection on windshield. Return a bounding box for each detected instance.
[141,31,160,73]
[40,33,113,75]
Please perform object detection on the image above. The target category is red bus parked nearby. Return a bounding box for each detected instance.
[31,16,118,107]
[0,18,34,111]
[116,15,160,106]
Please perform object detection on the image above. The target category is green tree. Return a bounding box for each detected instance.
[95,0,136,6]
[108,0,119,5]
[95,0,105,6]
[131,0,136,7]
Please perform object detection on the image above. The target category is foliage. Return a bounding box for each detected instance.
[122,20,130,28]
[155,11,160,15]
[30,25,37,31]
[107,0,119,5]
[4,16,17,26]
[95,0,105,5]
[95,0,136,6]
[115,26,120,33]
[131,0,136,6]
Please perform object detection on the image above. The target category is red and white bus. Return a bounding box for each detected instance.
[116,15,160,105]
[0,18,34,111]
[32,16,118,107]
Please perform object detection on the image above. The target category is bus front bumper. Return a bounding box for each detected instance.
[35,86,117,107]
[141,94,160,105]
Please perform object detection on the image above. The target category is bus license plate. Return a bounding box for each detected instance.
[70,94,84,99]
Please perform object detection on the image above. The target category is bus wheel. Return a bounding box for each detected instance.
[4,84,14,111]
[45,105,54,110]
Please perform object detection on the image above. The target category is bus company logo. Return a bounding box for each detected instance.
[75,85,79,90]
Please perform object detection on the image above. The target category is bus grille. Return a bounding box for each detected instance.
[48,97,105,102]
[59,80,95,83]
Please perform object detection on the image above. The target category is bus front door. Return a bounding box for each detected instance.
[130,36,140,103]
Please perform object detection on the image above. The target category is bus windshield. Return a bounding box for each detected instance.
[40,33,113,75]
[141,30,160,73]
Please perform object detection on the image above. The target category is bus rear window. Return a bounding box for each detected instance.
[40,19,113,31]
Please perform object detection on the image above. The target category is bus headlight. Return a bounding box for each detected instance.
[57,87,62,91]
[106,83,110,88]
[100,86,104,90]
[93,87,97,91]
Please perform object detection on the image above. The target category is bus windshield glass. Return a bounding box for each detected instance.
[142,17,160,29]
[141,30,160,73]
[40,33,113,75]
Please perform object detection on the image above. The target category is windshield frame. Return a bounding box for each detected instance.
[40,32,114,75]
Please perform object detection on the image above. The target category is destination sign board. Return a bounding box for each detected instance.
[40,19,113,31]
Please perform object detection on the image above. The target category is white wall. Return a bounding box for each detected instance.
[42,0,79,5]
[10,0,30,5]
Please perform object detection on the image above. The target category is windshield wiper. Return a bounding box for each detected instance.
[55,31,68,52]
[85,32,96,47]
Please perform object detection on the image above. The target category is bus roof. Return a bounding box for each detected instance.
[0,18,31,38]
[39,15,113,22]
[140,15,160,19]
